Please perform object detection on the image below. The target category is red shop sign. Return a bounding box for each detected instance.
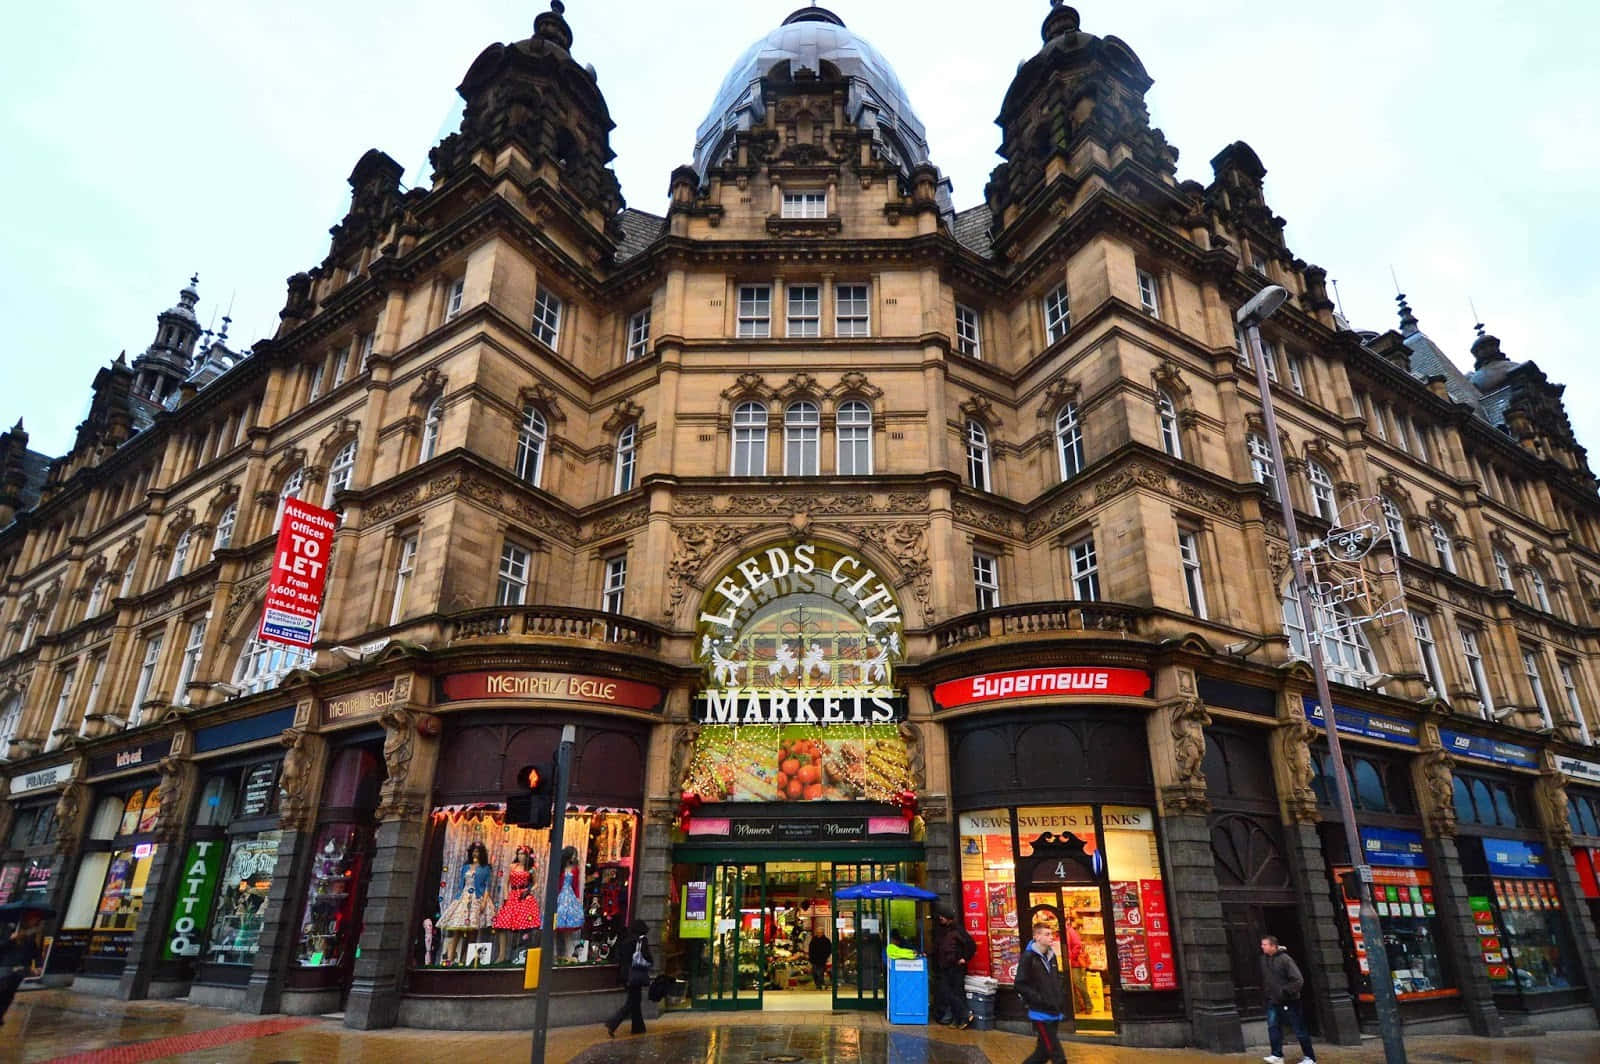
[438,671,662,711]
[933,667,1152,710]
[258,497,338,648]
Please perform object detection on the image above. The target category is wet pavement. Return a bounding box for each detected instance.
[0,988,1596,1063]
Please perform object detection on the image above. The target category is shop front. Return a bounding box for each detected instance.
[1558,756,1600,931]
[53,736,174,986]
[1445,733,1588,1017]
[936,665,1183,1043]
[668,540,925,1014]
[2,760,70,910]
[1302,699,1464,1026]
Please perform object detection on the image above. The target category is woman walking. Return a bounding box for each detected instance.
[604,919,651,1037]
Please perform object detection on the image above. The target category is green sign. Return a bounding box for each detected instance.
[163,839,224,960]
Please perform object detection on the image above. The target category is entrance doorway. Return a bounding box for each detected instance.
[687,859,909,1011]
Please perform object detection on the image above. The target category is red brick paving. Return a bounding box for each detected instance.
[38,1016,316,1064]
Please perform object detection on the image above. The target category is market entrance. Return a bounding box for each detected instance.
[683,859,916,1011]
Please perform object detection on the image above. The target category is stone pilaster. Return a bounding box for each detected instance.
[346,708,439,1030]
[1280,820,1361,1045]
[1160,811,1244,1052]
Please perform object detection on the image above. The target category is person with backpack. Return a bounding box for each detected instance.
[1015,922,1068,1064]
[933,907,976,1028]
[604,919,651,1037]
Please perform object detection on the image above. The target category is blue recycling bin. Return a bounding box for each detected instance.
[886,953,929,1024]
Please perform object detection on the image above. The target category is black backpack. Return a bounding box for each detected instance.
[955,927,977,962]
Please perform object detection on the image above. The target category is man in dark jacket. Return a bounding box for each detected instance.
[807,930,833,989]
[1259,936,1315,1064]
[932,908,975,1027]
[0,915,43,1025]
[1014,923,1067,1064]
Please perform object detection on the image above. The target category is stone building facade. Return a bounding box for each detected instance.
[2,1,1599,1049]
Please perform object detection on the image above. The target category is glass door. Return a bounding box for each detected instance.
[1026,865,1113,1032]
[701,863,763,1010]
[831,861,890,1009]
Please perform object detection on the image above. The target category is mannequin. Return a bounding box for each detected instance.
[554,845,583,958]
[440,842,496,965]
[493,846,542,961]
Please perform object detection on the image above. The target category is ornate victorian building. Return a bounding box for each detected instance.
[1,1,1598,1048]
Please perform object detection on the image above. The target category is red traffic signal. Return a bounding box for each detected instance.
[506,762,556,829]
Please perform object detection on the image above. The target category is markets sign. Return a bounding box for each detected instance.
[694,542,904,725]
[1440,729,1537,770]
[1556,756,1600,785]
[438,671,662,710]
[9,762,71,794]
[934,667,1152,710]
[259,497,337,648]
[1303,697,1417,746]
[163,839,223,960]
[1483,837,1548,879]
[1361,827,1428,869]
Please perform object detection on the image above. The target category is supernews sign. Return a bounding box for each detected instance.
[933,667,1152,710]
[259,497,337,648]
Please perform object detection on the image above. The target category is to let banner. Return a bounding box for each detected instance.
[258,497,338,648]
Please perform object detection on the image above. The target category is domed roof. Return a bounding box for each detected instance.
[693,7,933,180]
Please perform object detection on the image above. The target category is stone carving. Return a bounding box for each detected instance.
[410,367,447,405]
[1035,374,1081,421]
[593,503,649,538]
[1152,359,1192,400]
[1276,718,1320,823]
[223,574,271,635]
[953,498,1015,536]
[957,394,1000,428]
[673,491,929,519]
[830,371,884,401]
[1095,465,1169,503]
[517,382,567,422]
[154,755,189,843]
[774,372,821,401]
[1163,697,1212,815]
[1173,478,1241,520]
[841,520,933,622]
[377,707,431,821]
[278,728,317,831]
[898,721,926,790]
[53,781,86,855]
[1538,769,1572,847]
[602,399,644,433]
[720,372,771,401]
[1023,492,1087,540]
[670,723,700,794]
[666,525,746,620]
[1418,748,1457,838]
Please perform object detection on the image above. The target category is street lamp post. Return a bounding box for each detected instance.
[1238,286,1407,1064]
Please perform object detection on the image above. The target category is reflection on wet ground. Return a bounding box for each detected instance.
[569,1027,988,1064]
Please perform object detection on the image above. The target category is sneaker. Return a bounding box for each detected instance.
[1263,1057,1285,1064]
[1301,1059,1316,1064]
[959,1013,975,1029]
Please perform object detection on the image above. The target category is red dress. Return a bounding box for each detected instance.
[493,865,542,930]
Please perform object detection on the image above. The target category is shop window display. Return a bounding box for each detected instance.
[92,847,157,933]
[296,824,368,968]
[206,831,281,964]
[418,804,638,970]
[1463,836,1584,998]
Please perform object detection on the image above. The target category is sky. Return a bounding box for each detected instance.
[2,0,1597,461]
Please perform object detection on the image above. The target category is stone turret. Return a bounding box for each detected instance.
[131,275,203,405]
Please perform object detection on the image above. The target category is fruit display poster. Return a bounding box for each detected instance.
[681,724,914,802]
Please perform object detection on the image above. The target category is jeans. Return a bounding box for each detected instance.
[935,965,967,1022]
[1021,1018,1067,1064]
[1266,999,1314,1060]
[606,984,646,1035]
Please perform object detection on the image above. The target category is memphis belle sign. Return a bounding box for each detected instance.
[693,542,905,725]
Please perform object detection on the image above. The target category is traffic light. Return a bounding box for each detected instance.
[505,762,556,829]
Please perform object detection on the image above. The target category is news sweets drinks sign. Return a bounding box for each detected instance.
[259,497,338,648]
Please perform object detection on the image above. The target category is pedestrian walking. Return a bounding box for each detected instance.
[1014,922,1068,1064]
[807,930,833,989]
[1064,916,1091,1014]
[932,907,975,1027]
[604,919,651,1037]
[1259,936,1315,1064]
[0,915,43,1026]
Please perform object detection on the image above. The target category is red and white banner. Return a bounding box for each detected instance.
[933,667,1152,710]
[258,497,338,648]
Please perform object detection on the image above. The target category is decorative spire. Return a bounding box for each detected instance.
[218,315,231,344]
[1471,319,1506,369]
[534,0,573,50]
[1395,292,1418,334]
[1042,0,1081,42]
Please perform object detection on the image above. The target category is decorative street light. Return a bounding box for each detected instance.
[1238,285,1408,1063]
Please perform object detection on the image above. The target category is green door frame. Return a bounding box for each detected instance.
[698,862,764,1010]
[830,859,894,1011]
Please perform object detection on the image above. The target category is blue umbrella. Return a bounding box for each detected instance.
[834,879,937,900]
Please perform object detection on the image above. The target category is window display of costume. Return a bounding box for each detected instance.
[441,858,496,929]
[492,862,541,930]
[555,863,583,931]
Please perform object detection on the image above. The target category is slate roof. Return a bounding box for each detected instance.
[615,208,665,263]
[15,449,49,511]
[951,205,994,259]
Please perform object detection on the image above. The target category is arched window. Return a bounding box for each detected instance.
[515,405,547,485]
[731,401,768,476]
[1430,519,1456,574]
[212,504,236,557]
[233,633,314,696]
[0,693,21,758]
[1381,496,1409,554]
[1527,565,1552,613]
[836,400,872,476]
[325,441,357,505]
[1493,548,1515,593]
[1055,402,1084,480]
[1283,592,1378,687]
[965,420,991,492]
[419,398,442,462]
[613,424,637,494]
[168,529,192,581]
[1156,390,1182,459]
[1307,461,1336,521]
[784,401,820,475]
[274,467,305,531]
[1247,434,1277,499]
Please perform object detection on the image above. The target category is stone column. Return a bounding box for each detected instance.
[243,726,327,1015]
[1149,694,1243,1052]
[1536,758,1600,1019]
[1414,738,1502,1036]
[117,748,198,1000]
[1274,716,1361,1046]
[346,699,437,1030]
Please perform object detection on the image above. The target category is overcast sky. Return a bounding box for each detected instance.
[3,1,1597,462]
